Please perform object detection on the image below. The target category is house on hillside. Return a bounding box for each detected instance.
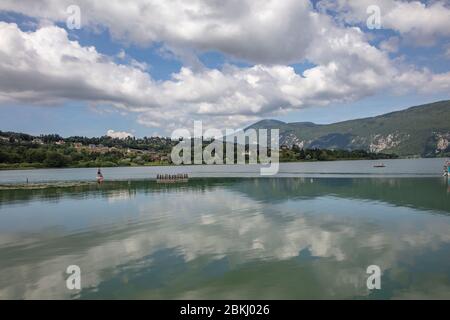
[32,138,44,145]
[73,142,83,149]
[87,144,109,153]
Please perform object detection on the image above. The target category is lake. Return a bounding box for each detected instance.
[0,158,446,184]
[0,159,449,299]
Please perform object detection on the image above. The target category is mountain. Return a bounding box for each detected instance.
[246,100,450,157]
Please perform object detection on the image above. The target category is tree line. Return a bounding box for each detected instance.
[0,130,398,169]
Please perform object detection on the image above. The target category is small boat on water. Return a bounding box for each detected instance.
[373,162,386,168]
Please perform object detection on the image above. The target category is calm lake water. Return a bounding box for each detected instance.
[0,159,449,299]
[0,158,446,184]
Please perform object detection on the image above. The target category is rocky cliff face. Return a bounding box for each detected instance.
[436,133,449,151]
[423,132,450,157]
[279,131,410,153]
[368,133,409,153]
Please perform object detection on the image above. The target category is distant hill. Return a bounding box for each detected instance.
[246,100,450,157]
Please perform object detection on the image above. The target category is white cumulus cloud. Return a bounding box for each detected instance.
[0,1,449,132]
[106,129,134,139]
[317,0,450,45]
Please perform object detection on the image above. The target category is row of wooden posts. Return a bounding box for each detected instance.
[156,173,189,183]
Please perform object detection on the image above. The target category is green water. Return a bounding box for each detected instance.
[0,177,449,299]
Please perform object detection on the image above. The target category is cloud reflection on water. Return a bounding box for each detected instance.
[0,178,449,299]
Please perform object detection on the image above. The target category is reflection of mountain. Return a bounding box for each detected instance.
[230,178,450,214]
[2,178,448,214]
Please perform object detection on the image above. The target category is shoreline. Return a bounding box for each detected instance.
[0,156,432,171]
[0,162,173,171]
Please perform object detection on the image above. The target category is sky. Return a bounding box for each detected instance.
[0,0,449,138]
